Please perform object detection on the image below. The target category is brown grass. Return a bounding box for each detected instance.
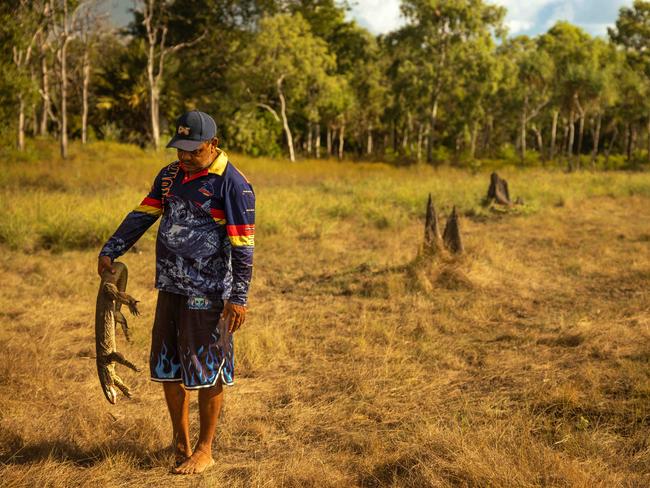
[0,142,649,487]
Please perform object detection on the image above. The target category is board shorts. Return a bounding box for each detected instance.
[150,290,234,388]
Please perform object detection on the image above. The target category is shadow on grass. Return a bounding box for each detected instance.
[0,430,170,469]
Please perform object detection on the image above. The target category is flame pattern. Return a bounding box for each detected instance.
[153,340,181,379]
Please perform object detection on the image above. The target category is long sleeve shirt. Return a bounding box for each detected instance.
[99,149,255,305]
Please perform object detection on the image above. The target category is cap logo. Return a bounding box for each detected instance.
[177,126,191,136]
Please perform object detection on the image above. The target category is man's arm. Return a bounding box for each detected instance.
[98,171,164,275]
[221,176,255,331]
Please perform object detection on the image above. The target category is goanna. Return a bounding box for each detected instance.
[95,261,140,404]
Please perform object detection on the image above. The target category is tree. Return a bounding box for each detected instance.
[50,0,87,159]
[500,36,553,162]
[539,22,595,169]
[9,1,46,151]
[232,13,335,161]
[136,0,205,149]
[397,0,506,163]
[610,0,650,162]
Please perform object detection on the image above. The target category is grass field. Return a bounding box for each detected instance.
[0,141,649,487]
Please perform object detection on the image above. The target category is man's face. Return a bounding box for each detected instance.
[177,138,217,173]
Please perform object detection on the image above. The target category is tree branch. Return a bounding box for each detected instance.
[257,103,280,122]
[165,29,207,55]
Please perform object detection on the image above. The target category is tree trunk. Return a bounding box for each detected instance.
[150,84,160,150]
[17,95,25,151]
[315,122,321,158]
[519,102,528,163]
[338,120,345,160]
[307,120,312,157]
[367,122,373,155]
[577,113,585,155]
[591,113,602,168]
[532,124,544,161]
[427,98,439,163]
[470,119,479,160]
[31,103,38,136]
[402,125,409,151]
[40,53,50,136]
[81,50,90,144]
[647,114,650,164]
[576,113,585,170]
[567,111,575,157]
[60,36,69,159]
[605,126,618,167]
[326,125,332,157]
[276,78,295,162]
[566,111,575,171]
[550,110,559,161]
[484,115,493,156]
[417,123,424,163]
[520,96,528,163]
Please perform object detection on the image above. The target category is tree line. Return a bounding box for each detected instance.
[2,0,650,168]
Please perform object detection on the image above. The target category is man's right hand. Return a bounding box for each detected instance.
[98,255,116,277]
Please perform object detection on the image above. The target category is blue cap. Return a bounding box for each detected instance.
[166,110,217,151]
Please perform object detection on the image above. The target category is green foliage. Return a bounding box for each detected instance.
[5,0,650,166]
[228,109,283,157]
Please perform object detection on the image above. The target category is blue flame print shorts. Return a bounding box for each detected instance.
[150,290,234,388]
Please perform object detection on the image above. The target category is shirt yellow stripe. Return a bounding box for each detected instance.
[229,235,254,247]
[135,204,163,216]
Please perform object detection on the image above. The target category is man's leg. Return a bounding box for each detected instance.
[163,382,192,466]
[173,381,223,474]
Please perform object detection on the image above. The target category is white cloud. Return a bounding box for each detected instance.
[506,19,534,34]
[347,0,404,34]
[348,0,633,37]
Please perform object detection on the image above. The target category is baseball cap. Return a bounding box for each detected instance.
[166,110,217,151]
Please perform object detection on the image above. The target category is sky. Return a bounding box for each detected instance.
[347,0,634,38]
[109,1,634,38]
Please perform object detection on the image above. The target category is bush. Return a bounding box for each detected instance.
[227,108,283,157]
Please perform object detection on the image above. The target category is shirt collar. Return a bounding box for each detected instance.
[208,148,229,176]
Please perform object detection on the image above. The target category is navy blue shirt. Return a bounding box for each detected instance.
[99,150,255,305]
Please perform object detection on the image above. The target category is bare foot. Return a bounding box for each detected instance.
[173,442,192,469]
[173,451,191,468]
[172,448,215,475]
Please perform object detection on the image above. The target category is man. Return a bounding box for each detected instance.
[97,110,255,474]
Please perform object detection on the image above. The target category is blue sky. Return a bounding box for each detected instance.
[109,1,633,38]
[348,0,633,37]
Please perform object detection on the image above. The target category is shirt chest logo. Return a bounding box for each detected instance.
[198,182,214,197]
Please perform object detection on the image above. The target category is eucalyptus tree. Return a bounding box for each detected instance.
[331,22,386,157]
[232,13,335,161]
[131,0,206,150]
[499,36,553,162]
[610,0,650,162]
[396,0,506,163]
[7,1,47,151]
[452,30,502,161]
[539,22,595,168]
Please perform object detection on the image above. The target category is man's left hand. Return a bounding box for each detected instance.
[222,301,247,333]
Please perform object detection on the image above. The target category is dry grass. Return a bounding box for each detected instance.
[0,141,649,487]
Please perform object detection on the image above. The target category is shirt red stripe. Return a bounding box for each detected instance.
[227,224,255,236]
[181,166,209,183]
[210,208,225,219]
[141,197,162,208]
